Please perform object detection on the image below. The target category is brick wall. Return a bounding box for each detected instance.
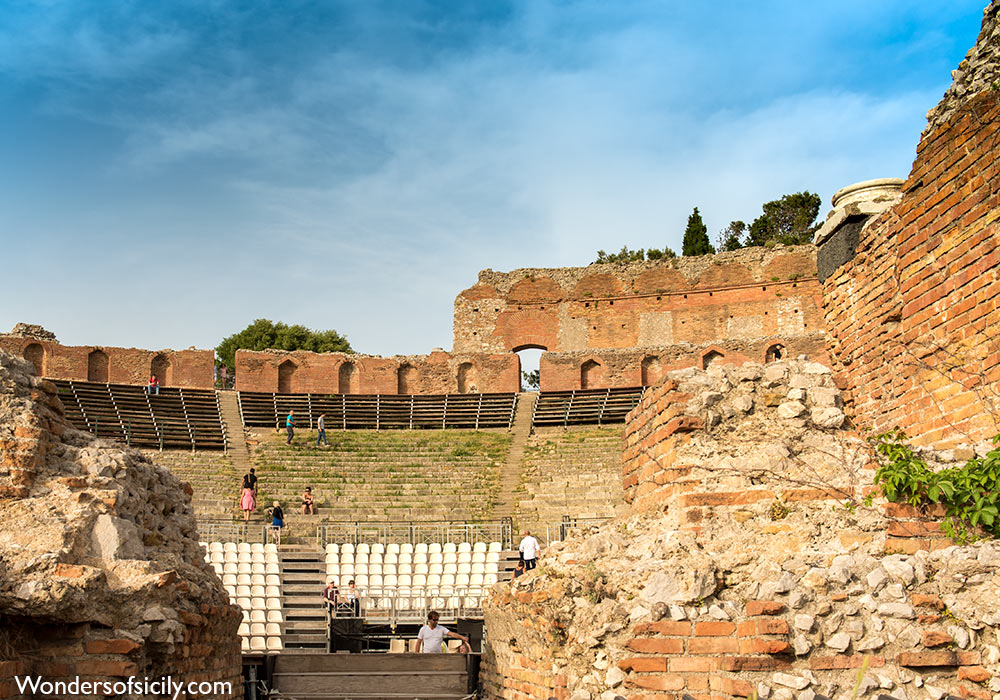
[454,247,824,359]
[0,336,214,389]
[235,348,520,394]
[820,87,1000,446]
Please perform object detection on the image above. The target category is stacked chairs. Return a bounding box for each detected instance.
[323,541,503,621]
[203,542,283,653]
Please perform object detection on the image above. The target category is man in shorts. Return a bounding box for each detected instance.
[414,611,470,653]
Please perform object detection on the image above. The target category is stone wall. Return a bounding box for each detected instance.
[453,246,823,359]
[235,348,520,394]
[540,337,828,391]
[0,328,215,389]
[0,350,241,699]
[819,2,1000,447]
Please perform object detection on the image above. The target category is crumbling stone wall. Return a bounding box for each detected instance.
[482,362,999,700]
[0,350,241,699]
[235,348,520,394]
[820,1,1000,447]
[453,246,823,361]
[0,326,215,389]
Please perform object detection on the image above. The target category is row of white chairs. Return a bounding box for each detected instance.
[326,573,497,588]
[325,542,501,555]
[232,597,282,611]
[241,609,283,624]
[326,551,499,565]
[204,542,279,553]
[239,622,282,637]
[242,636,283,652]
[212,562,281,575]
[325,562,499,577]
[222,574,281,587]
[225,585,281,598]
[209,551,279,564]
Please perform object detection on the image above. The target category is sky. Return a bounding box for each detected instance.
[0,0,989,360]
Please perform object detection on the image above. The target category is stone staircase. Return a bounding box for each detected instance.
[217,390,251,467]
[514,425,627,534]
[279,549,328,651]
[493,392,536,521]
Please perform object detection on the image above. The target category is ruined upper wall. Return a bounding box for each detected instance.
[0,330,215,389]
[819,1,1000,446]
[235,348,520,394]
[454,245,824,357]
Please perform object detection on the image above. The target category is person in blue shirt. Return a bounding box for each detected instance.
[285,410,295,445]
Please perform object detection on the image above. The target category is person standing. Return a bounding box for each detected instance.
[415,611,470,653]
[316,412,327,447]
[518,530,540,570]
[240,468,257,521]
[285,409,295,445]
[268,501,284,545]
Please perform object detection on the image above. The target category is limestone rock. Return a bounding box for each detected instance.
[773,673,811,690]
[778,401,807,419]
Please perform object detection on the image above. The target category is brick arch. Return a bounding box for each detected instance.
[151,353,171,386]
[397,363,417,395]
[87,349,109,383]
[765,343,786,363]
[338,361,358,394]
[495,309,560,352]
[580,358,604,390]
[23,343,44,377]
[457,362,479,393]
[641,355,663,387]
[277,360,297,393]
[701,347,726,370]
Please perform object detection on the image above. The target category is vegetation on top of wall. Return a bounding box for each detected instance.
[869,429,1000,543]
[216,318,352,371]
[593,245,677,264]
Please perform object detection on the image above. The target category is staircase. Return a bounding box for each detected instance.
[493,392,537,521]
[279,549,329,651]
[217,390,251,468]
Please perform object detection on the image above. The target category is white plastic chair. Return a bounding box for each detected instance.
[341,543,355,555]
[458,553,472,564]
[471,563,485,575]
[266,637,283,652]
[266,574,280,587]
[400,543,413,554]
[237,574,251,586]
[427,574,441,586]
[357,543,370,555]
[267,610,283,623]
[326,563,340,576]
[397,564,412,576]
[251,598,265,610]
[355,575,369,587]
[251,542,264,553]
[265,585,280,598]
[250,622,266,636]
[238,622,250,636]
[355,564,369,576]
[457,563,472,575]
[428,543,442,554]
[412,574,427,587]
[341,565,355,577]
[265,623,281,636]
[237,585,252,598]
[237,597,251,610]
[264,543,278,554]
[355,553,369,565]
[415,543,428,554]
[443,543,456,554]
[398,553,412,565]
[470,574,484,586]
[238,542,251,554]
[241,637,250,651]
[384,553,398,565]
[223,574,237,587]
[414,564,429,575]
[457,542,472,553]
[265,563,279,575]
[341,553,355,565]
[371,543,385,554]
[386,543,400,555]
[472,552,486,564]
[440,574,455,587]
[266,598,281,610]
[473,542,487,553]
[443,563,457,575]
[484,573,498,585]
[251,563,265,575]
[429,563,443,575]
[250,610,266,623]
[456,574,470,586]
[250,637,266,651]
[429,552,444,564]
[488,541,501,553]
[223,542,237,553]
[398,575,412,587]
[251,552,265,564]
[369,553,383,565]
[264,553,279,564]
[370,575,383,587]
[209,542,224,552]
[413,552,428,564]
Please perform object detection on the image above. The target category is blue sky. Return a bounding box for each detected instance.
[0,1,988,358]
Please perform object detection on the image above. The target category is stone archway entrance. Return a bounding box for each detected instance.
[512,345,546,392]
[23,343,44,376]
[88,349,109,383]
[278,360,297,393]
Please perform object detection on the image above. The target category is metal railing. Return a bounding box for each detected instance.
[198,520,266,544]
[317,521,512,550]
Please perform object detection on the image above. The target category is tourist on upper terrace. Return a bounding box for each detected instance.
[285,410,295,445]
[346,579,360,616]
[316,412,327,447]
[301,486,315,515]
[415,611,470,654]
[146,375,159,395]
[240,468,257,521]
[518,530,540,570]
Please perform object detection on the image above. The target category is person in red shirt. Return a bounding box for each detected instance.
[147,375,160,396]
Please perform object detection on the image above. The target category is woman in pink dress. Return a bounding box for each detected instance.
[240,469,257,521]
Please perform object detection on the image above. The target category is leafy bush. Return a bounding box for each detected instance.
[870,430,1000,542]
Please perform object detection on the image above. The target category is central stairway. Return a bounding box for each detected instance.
[279,549,328,651]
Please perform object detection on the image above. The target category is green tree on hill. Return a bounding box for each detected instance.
[746,191,822,246]
[716,220,747,251]
[216,319,352,371]
[682,207,715,256]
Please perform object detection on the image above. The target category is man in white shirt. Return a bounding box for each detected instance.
[518,530,540,570]
[415,611,469,653]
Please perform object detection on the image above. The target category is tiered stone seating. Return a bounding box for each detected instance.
[203,541,284,653]
[325,541,503,623]
[54,380,227,450]
[531,386,646,427]
[515,426,627,534]
[238,392,518,430]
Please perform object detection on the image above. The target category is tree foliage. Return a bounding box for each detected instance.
[682,207,715,256]
[746,191,822,247]
[716,220,747,251]
[521,369,540,390]
[594,245,676,264]
[216,319,352,370]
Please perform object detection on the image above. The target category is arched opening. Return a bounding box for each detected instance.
[278,360,297,393]
[580,359,603,390]
[512,345,545,392]
[338,361,358,394]
[765,343,785,363]
[23,343,44,376]
[397,364,417,394]
[641,355,662,387]
[702,350,725,370]
[457,362,479,394]
[151,353,171,387]
[87,349,109,383]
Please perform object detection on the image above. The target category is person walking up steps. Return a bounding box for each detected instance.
[316,412,327,447]
[285,409,295,445]
[518,530,540,570]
